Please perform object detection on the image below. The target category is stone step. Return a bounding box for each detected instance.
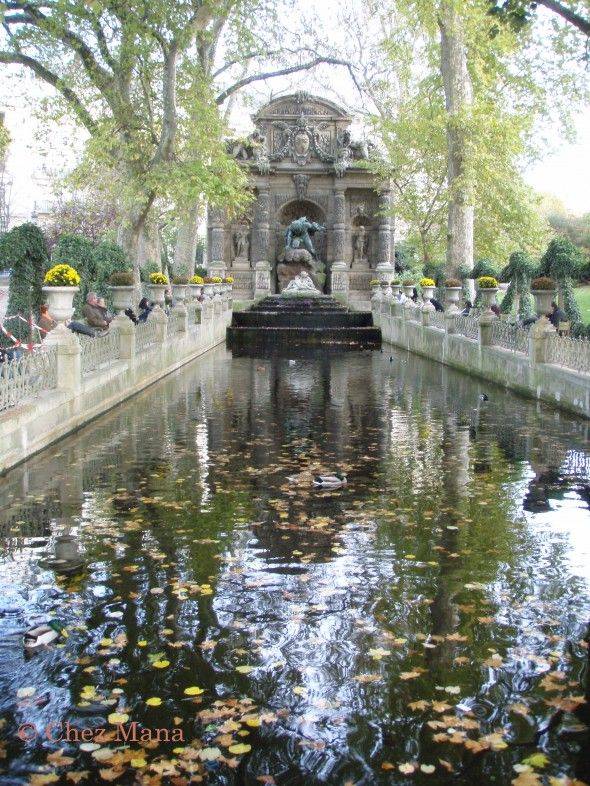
[232,311,374,328]
[227,325,382,348]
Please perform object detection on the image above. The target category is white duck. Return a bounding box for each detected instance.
[23,621,66,653]
[313,473,347,489]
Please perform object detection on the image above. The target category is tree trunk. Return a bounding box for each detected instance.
[438,0,474,279]
[173,203,201,275]
[117,196,156,289]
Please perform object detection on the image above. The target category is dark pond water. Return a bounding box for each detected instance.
[0,346,589,786]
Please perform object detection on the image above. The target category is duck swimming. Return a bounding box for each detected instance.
[313,473,347,488]
[24,621,67,653]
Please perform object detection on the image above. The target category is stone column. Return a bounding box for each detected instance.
[208,205,226,279]
[376,188,395,283]
[253,183,272,298]
[478,311,495,346]
[330,184,349,303]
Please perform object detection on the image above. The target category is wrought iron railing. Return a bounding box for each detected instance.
[0,345,58,412]
[546,333,590,375]
[491,320,529,354]
[135,318,159,354]
[453,314,479,340]
[80,331,121,375]
[430,310,447,330]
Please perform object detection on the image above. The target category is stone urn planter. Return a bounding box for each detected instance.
[189,284,202,300]
[421,285,436,301]
[42,286,78,324]
[531,288,556,318]
[147,284,167,308]
[108,285,134,315]
[203,283,215,300]
[171,283,188,304]
[402,284,415,301]
[444,286,462,313]
[479,287,499,314]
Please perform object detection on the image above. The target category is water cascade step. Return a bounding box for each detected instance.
[227,295,382,352]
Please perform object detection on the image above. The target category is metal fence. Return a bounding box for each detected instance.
[80,331,121,375]
[546,333,590,375]
[136,318,159,354]
[430,310,447,330]
[453,314,479,341]
[491,320,529,354]
[0,345,58,412]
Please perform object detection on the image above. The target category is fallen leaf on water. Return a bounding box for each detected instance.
[228,743,251,755]
[184,686,204,696]
[399,762,416,774]
[107,713,129,725]
[146,697,162,706]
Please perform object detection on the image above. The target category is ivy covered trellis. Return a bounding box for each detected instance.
[538,237,584,329]
[500,251,536,320]
[0,223,48,346]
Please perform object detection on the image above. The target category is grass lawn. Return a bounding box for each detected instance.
[574,285,590,324]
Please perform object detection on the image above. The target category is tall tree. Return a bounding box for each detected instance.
[0,0,251,282]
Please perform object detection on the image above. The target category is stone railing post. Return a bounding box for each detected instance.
[172,302,189,334]
[208,205,226,279]
[151,305,168,345]
[45,323,82,395]
[112,314,136,360]
[421,306,434,327]
[445,312,456,334]
[478,312,495,347]
[528,317,555,364]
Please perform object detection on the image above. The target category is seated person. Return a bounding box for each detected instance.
[125,307,139,324]
[461,300,473,316]
[68,320,97,337]
[38,304,56,337]
[96,297,113,325]
[430,297,445,312]
[137,297,153,323]
[549,301,567,329]
[83,292,109,330]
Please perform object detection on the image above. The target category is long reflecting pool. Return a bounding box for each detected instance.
[0,345,589,785]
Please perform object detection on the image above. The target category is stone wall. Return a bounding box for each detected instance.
[378,299,590,419]
[0,298,231,473]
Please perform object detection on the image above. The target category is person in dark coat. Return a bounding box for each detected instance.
[137,298,153,323]
[461,300,473,316]
[549,301,567,329]
[430,297,445,312]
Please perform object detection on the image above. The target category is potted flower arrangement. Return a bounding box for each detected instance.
[108,270,134,314]
[171,274,189,304]
[530,276,556,317]
[444,277,463,312]
[189,274,204,300]
[476,276,499,312]
[402,278,416,300]
[147,271,168,307]
[370,279,381,302]
[202,276,215,300]
[42,263,81,324]
[223,276,234,293]
[419,277,436,300]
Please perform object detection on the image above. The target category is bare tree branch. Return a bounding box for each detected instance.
[215,56,363,105]
[537,0,590,36]
[0,50,97,132]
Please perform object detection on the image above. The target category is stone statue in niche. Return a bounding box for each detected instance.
[276,216,325,292]
[353,225,369,266]
[285,216,324,259]
[232,225,250,266]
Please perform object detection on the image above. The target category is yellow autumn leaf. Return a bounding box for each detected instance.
[235,665,254,674]
[228,743,251,755]
[152,660,170,669]
[107,713,129,724]
[146,697,162,706]
[184,686,204,696]
[130,759,146,768]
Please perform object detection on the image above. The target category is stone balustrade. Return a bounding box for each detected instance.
[376,298,590,419]
[0,293,232,472]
